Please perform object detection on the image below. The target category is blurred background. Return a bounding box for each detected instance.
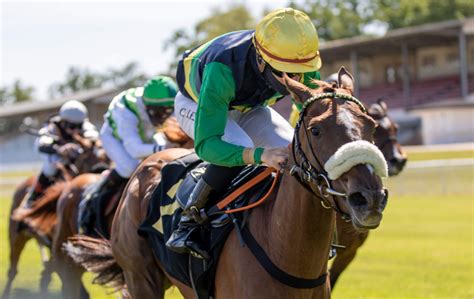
[1,1,473,298]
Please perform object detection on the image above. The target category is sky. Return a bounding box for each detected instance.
[1,0,288,100]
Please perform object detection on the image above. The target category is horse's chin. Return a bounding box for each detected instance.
[350,211,382,231]
[351,218,380,231]
[388,164,402,176]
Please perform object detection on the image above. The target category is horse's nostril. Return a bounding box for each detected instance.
[389,158,399,165]
[348,192,368,208]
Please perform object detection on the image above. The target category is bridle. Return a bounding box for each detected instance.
[289,92,367,220]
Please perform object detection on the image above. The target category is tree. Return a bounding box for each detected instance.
[49,62,148,98]
[289,0,377,41]
[0,80,35,104]
[104,61,147,88]
[0,87,8,104]
[49,66,104,98]
[11,80,35,102]
[373,0,474,30]
[290,0,474,41]
[164,4,256,72]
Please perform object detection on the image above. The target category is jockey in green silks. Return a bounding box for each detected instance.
[166,8,323,258]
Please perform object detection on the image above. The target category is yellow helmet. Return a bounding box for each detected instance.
[255,8,321,73]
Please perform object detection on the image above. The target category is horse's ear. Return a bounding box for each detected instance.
[283,74,313,104]
[337,66,354,94]
[368,103,384,117]
[377,98,388,112]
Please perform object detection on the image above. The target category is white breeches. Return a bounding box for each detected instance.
[174,92,293,148]
[40,154,61,177]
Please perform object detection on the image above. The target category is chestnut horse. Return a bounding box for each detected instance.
[52,117,193,299]
[329,99,407,288]
[67,67,390,299]
[2,136,109,299]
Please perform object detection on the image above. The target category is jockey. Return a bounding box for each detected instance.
[26,100,98,207]
[85,76,178,227]
[167,8,322,257]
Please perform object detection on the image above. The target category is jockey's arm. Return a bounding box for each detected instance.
[111,106,156,159]
[194,62,264,167]
[36,126,60,154]
[81,121,99,140]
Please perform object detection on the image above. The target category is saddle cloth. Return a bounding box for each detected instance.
[138,152,275,299]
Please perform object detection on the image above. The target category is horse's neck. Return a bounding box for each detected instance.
[250,170,335,279]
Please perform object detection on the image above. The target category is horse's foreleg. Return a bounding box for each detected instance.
[2,222,29,299]
[55,254,87,299]
[330,231,370,288]
[39,257,53,296]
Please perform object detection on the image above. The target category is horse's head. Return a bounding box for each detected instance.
[369,100,407,176]
[161,116,194,148]
[72,135,111,174]
[285,67,388,230]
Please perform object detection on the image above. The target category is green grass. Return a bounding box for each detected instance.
[0,172,35,179]
[1,151,473,298]
[405,150,473,162]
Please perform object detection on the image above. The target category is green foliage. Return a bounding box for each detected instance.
[49,62,148,98]
[0,80,35,104]
[289,0,474,40]
[290,0,378,41]
[103,61,148,88]
[164,4,256,72]
[374,0,474,30]
[48,67,103,98]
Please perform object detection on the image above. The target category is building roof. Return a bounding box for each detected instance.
[320,18,473,62]
[0,86,123,118]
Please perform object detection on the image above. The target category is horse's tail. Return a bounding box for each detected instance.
[63,235,125,291]
[12,181,66,236]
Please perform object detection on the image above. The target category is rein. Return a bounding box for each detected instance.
[289,92,367,220]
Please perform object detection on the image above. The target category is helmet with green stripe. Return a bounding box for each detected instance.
[143,76,178,126]
[143,76,177,107]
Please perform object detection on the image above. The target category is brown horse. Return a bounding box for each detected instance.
[2,136,109,299]
[329,99,407,288]
[67,67,390,299]
[52,117,193,299]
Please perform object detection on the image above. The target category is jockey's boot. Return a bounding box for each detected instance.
[92,169,127,236]
[24,173,54,208]
[166,177,213,259]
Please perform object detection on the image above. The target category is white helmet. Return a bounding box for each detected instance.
[59,100,88,124]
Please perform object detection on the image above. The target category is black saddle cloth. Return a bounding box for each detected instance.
[138,153,275,299]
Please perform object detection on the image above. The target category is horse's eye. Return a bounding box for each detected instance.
[310,127,320,136]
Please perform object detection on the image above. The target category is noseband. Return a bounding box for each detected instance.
[289,92,367,220]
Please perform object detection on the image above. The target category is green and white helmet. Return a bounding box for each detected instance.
[59,100,88,124]
[142,76,178,107]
